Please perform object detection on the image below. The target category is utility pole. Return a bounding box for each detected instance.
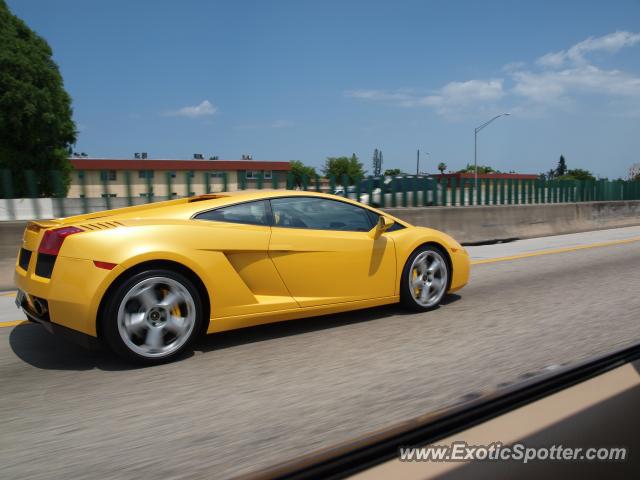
[416,149,420,176]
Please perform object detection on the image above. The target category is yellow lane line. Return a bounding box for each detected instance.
[471,236,640,265]
[0,291,16,297]
[0,320,28,328]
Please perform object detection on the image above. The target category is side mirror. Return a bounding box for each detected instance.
[369,215,394,239]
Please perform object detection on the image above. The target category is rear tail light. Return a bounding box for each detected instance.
[38,227,83,256]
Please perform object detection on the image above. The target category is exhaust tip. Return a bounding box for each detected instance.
[32,297,48,316]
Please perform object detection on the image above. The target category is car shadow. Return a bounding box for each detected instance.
[9,294,461,371]
[8,323,136,371]
[195,293,461,353]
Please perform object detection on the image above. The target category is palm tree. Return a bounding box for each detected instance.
[437,162,447,174]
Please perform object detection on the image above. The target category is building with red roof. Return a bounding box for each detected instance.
[68,157,292,198]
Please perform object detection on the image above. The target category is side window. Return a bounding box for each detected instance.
[270,197,375,232]
[195,200,268,226]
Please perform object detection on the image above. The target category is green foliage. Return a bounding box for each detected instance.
[437,162,447,174]
[323,154,366,185]
[539,169,556,181]
[289,160,317,187]
[555,155,567,177]
[557,168,596,182]
[383,168,402,176]
[457,163,496,174]
[0,0,76,197]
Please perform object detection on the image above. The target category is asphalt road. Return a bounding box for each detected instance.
[1,226,640,479]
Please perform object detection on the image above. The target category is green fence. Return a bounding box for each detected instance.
[0,169,639,219]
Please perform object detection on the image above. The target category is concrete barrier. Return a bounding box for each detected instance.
[0,221,24,291]
[0,197,173,220]
[0,198,54,221]
[53,197,160,217]
[1,201,638,291]
[384,200,640,244]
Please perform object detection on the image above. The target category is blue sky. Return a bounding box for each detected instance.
[8,0,640,178]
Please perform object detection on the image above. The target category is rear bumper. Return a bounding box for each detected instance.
[16,290,102,350]
[14,254,123,337]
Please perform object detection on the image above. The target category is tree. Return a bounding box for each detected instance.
[372,148,383,177]
[0,0,76,197]
[437,162,447,174]
[383,168,402,176]
[457,163,496,174]
[557,168,596,182]
[323,154,366,185]
[289,160,317,187]
[555,155,567,177]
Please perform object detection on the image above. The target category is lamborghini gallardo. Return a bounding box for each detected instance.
[15,190,469,364]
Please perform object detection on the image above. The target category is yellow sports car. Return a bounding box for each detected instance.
[15,190,469,364]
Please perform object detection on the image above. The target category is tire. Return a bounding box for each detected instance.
[400,245,450,311]
[101,269,204,365]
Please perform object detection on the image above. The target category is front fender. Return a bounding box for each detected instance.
[389,226,469,295]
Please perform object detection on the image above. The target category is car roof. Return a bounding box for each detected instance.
[197,189,343,201]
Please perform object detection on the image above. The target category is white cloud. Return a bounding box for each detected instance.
[536,51,567,68]
[347,30,640,118]
[345,80,504,116]
[421,80,504,110]
[164,100,217,118]
[537,31,640,68]
[512,65,640,104]
[515,32,640,105]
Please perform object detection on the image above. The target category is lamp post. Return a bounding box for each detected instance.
[474,113,510,188]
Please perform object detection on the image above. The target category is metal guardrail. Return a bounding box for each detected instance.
[0,169,639,219]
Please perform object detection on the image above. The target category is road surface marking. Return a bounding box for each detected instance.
[471,236,640,265]
[0,320,28,328]
[0,291,16,297]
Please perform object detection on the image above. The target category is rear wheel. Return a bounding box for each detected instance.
[400,245,450,311]
[102,269,203,365]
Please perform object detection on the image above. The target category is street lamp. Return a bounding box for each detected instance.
[474,113,510,188]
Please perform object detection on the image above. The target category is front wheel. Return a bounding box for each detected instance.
[400,246,450,311]
[102,269,204,365]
